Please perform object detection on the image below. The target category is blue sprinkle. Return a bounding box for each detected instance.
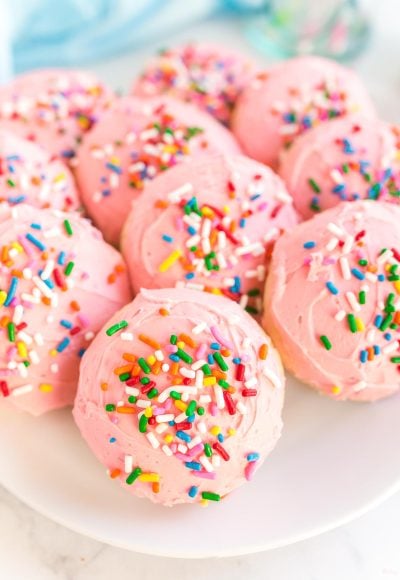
[61,150,75,159]
[374,345,381,355]
[187,226,196,235]
[168,420,175,427]
[185,461,201,471]
[374,315,383,329]
[232,357,241,364]
[217,433,224,443]
[78,348,86,358]
[343,138,355,154]
[207,353,214,365]
[56,337,71,353]
[60,319,73,329]
[187,414,196,423]
[188,485,199,498]
[378,274,385,282]
[333,183,346,193]
[4,276,18,306]
[326,281,339,295]
[185,272,195,280]
[250,193,261,201]
[30,223,42,230]
[109,437,117,443]
[303,241,316,249]
[169,354,180,362]
[106,162,122,174]
[360,350,368,363]
[26,233,46,251]
[351,268,365,281]
[210,342,220,350]
[162,234,173,243]
[57,251,66,266]
[102,189,111,197]
[384,333,392,341]
[247,452,260,462]
[239,218,246,228]
[176,430,191,443]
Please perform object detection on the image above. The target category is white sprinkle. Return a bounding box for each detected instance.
[32,275,53,298]
[235,242,264,256]
[263,227,279,243]
[187,436,202,449]
[377,249,393,265]
[17,331,32,345]
[211,455,221,468]
[40,259,54,281]
[365,272,378,283]
[146,432,160,449]
[342,235,354,254]
[382,340,399,354]
[242,337,252,350]
[237,401,248,414]
[340,256,351,280]
[155,413,175,423]
[192,322,207,335]
[120,332,134,341]
[17,363,28,378]
[174,412,188,423]
[199,455,214,473]
[366,329,376,343]
[167,183,194,203]
[13,305,24,325]
[354,381,367,392]
[50,363,59,374]
[214,386,225,409]
[161,363,170,373]
[195,369,204,389]
[180,367,195,379]
[263,367,283,389]
[327,222,345,238]
[22,268,33,280]
[29,350,40,365]
[136,400,151,408]
[162,444,173,456]
[84,331,95,341]
[239,295,249,309]
[199,394,212,403]
[335,310,346,321]
[191,359,206,371]
[245,377,257,388]
[154,349,164,361]
[181,392,189,402]
[197,421,207,434]
[12,384,33,397]
[346,292,361,312]
[325,237,339,252]
[177,444,187,453]
[125,386,139,396]
[124,455,133,474]
[155,423,168,434]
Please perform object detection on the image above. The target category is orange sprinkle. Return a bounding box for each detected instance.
[114,364,133,376]
[115,264,126,273]
[366,264,378,273]
[178,333,196,348]
[220,349,231,357]
[10,269,23,278]
[367,347,374,361]
[259,343,268,360]
[101,382,108,391]
[122,353,136,363]
[70,300,80,311]
[394,311,400,325]
[159,308,170,316]
[212,370,227,380]
[0,316,10,327]
[152,360,162,375]
[42,296,51,306]
[131,363,141,377]
[228,386,236,394]
[155,199,169,209]
[152,482,160,494]
[109,468,121,479]
[107,273,117,284]
[116,406,137,414]
[172,377,183,385]
[171,362,179,376]
[139,334,161,350]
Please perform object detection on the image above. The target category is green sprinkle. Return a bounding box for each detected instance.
[197,406,205,416]
[202,364,212,376]
[308,178,321,193]
[342,163,350,174]
[320,335,332,350]
[106,320,128,336]
[247,288,260,297]
[105,404,116,412]
[218,379,230,389]
[170,390,181,400]
[139,414,148,433]
[147,388,158,399]
[201,491,221,502]
[358,259,368,267]
[347,314,357,333]
[7,322,15,342]
[204,443,212,457]
[213,352,229,371]
[138,357,151,373]
[7,178,15,187]
[177,348,193,364]
[359,291,366,305]
[380,313,394,331]
[170,334,177,345]
[245,306,258,315]
[126,467,142,485]
[128,396,137,404]
[186,400,196,416]
[64,261,74,276]
[391,357,400,363]
[140,377,150,385]
[119,372,131,382]
[63,219,73,236]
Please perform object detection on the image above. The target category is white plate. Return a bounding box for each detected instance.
[1,375,400,558]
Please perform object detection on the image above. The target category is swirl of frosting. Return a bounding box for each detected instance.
[74,288,284,506]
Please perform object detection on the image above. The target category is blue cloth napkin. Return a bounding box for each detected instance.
[1,0,266,83]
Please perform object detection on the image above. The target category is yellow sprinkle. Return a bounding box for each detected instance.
[144,407,153,418]
[201,207,214,218]
[222,205,230,214]
[39,383,53,393]
[174,400,187,412]
[49,349,57,357]
[210,425,221,436]
[17,341,28,359]
[394,280,400,294]
[147,355,156,366]
[200,499,209,507]
[203,376,216,386]
[11,241,23,253]
[176,341,185,349]
[0,291,7,306]
[227,428,236,437]
[159,249,182,272]
[164,434,173,444]
[355,317,365,331]
[54,173,66,183]
[138,473,160,483]
[331,385,342,395]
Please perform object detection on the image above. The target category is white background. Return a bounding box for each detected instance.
[2,1,400,578]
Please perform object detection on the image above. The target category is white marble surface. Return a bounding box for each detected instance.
[2,2,400,578]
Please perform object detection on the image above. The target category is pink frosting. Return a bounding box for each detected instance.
[76,96,241,246]
[0,130,80,211]
[73,288,285,506]
[232,56,376,169]
[263,200,400,402]
[0,204,132,416]
[132,42,256,125]
[279,116,400,219]
[121,154,298,316]
[0,69,114,164]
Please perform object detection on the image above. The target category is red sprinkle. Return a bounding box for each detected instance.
[235,363,245,381]
[175,421,192,431]
[223,391,236,415]
[213,442,230,461]
[0,381,10,397]
[70,326,81,336]
[141,381,156,394]
[126,376,140,386]
[242,388,257,397]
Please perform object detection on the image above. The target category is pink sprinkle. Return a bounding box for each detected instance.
[166,344,178,353]
[192,470,216,480]
[77,314,90,327]
[170,443,178,453]
[17,234,34,257]
[175,217,184,232]
[245,461,258,481]
[210,325,233,349]
[195,343,207,359]
[174,452,188,461]
[209,402,218,416]
[187,444,203,457]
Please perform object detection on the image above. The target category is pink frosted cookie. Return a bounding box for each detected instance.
[74,288,285,506]
[279,116,400,219]
[263,200,400,402]
[76,96,241,246]
[232,56,375,169]
[0,130,80,211]
[0,204,131,415]
[132,42,256,125]
[121,154,298,316]
[0,69,114,164]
